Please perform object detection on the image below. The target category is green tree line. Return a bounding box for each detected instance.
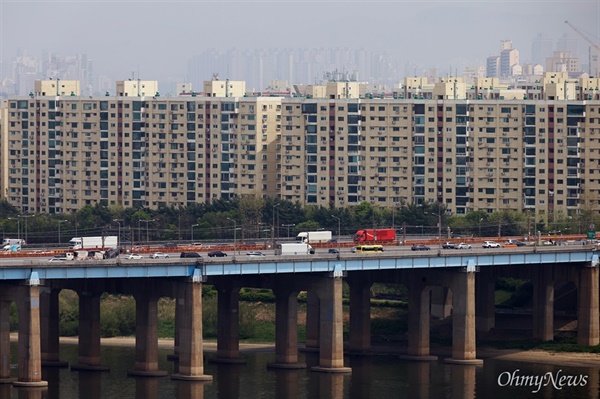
[0,198,594,245]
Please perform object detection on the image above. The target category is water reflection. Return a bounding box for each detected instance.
[177,381,207,399]
[16,387,45,399]
[4,342,600,399]
[274,370,300,399]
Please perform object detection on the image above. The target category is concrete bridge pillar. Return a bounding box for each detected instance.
[168,293,184,362]
[268,287,305,369]
[475,272,495,333]
[128,293,167,377]
[577,264,599,346]
[311,275,351,373]
[0,298,14,383]
[212,283,245,364]
[533,267,554,342]
[402,278,436,360]
[40,288,67,367]
[431,287,452,320]
[71,292,108,371]
[348,274,372,355]
[14,284,47,387]
[445,270,482,365]
[172,280,212,381]
[304,291,320,352]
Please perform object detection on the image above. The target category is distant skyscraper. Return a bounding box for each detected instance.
[186,48,400,91]
[532,33,553,65]
[486,56,500,78]
[557,33,579,58]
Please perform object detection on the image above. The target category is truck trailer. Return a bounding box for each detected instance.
[354,229,396,243]
[275,243,315,255]
[68,236,118,250]
[295,231,332,244]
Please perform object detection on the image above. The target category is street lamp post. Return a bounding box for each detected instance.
[479,218,483,238]
[19,215,32,244]
[191,224,199,242]
[272,203,281,247]
[113,219,123,247]
[331,215,341,252]
[426,212,442,256]
[227,217,237,258]
[58,219,67,246]
[140,219,155,243]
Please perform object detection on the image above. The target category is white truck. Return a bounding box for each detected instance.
[275,242,315,255]
[2,238,25,252]
[68,236,118,250]
[296,231,332,244]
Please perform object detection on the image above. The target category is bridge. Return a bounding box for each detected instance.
[0,246,598,387]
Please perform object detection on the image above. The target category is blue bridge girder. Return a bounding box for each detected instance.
[0,248,596,282]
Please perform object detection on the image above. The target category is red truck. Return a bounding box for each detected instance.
[354,228,396,242]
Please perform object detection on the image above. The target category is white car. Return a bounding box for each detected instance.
[482,241,501,248]
[246,251,266,257]
[456,243,472,249]
[125,253,143,259]
[150,252,169,259]
[48,257,66,262]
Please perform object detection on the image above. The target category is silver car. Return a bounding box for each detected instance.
[150,252,169,259]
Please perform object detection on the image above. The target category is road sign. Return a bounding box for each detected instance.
[587,231,596,239]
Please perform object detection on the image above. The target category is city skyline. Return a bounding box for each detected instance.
[1,1,597,93]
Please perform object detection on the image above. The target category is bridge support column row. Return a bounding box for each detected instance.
[128,293,167,377]
[578,264,599,346]
[404,269,481,364]
[533,267,554,342]
[447,269,480,364]
[431,287,452,320]
[40,288,67,367]
[348,275,371,355]
[14,285,47,387]
[71,292,108,371]
[304,291,320,352]
[475,272,495,333]
[172,280,212,381]
[0,299,13,383]
[212,284,245,364]
[268,287,305,369]
[312,275,351,373]
[402,278,436,361]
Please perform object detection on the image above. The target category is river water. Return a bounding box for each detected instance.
[3,343,599,399]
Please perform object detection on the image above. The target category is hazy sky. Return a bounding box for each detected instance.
[1,0,598,82]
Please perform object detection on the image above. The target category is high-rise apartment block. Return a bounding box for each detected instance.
[1,75,599,224]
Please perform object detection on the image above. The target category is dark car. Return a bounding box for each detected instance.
[207,250,227,257]
[180,251,202,258]
[411,244,430,251]
[103,247,120,259]
[328,248,340,254]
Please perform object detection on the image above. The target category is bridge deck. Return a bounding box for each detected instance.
[0,247,595,281]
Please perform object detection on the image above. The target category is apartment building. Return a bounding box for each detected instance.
[1,77,599,224]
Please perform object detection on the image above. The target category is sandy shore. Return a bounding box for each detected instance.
[10,333,599,368]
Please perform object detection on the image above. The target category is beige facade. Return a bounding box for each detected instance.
[115,80,158,97]
[0,78,599,224]
[546,51,580,74]
[203,79,246,97]
[34,80,80,96]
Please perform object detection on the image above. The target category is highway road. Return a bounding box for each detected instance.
[0,242,594,267]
